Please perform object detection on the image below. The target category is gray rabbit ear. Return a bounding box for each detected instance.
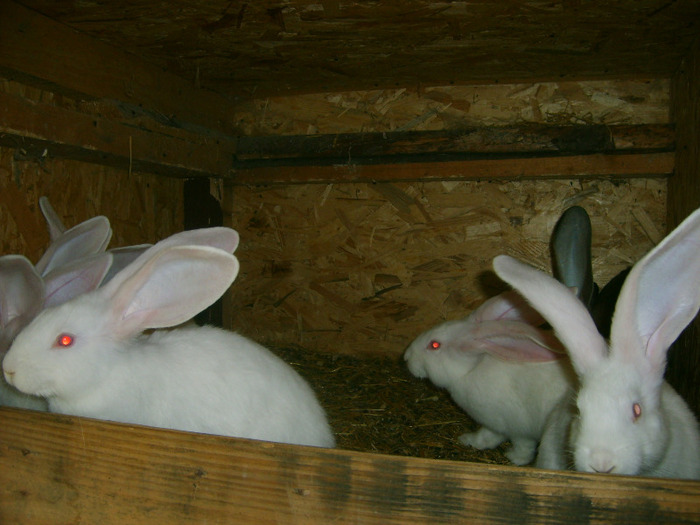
[42,253,113,308]
[0,255,44,338]
[611,207,700,373]
[101,245,152,284]
[39,196,67,242]
[551,206,595,308]
[35,215,113,276]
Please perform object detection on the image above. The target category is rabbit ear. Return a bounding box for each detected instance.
[43,253,113,308]
[106,227,240,292]
[493,255,608,375]
[551,206,596,308]
[469,320,565,361]
[473,290,548,326]
[610,208,700,372]
[101,245,152,284]
[39,196,67,242]
[0,255,44,330]
[35,215,113,275]
[102,245,239,338]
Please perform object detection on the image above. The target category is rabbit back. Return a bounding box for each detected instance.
[43,324,335,447]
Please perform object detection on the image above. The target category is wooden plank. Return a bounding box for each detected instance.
[667,39,700,416]
[14,1,700,99]
[0,91,236,179]
[0,0,238,135]
[0,407,697,524]
[231,152,674,185]
[235,124,675,162]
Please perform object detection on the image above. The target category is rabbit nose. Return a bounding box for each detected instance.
[589,450,616,474]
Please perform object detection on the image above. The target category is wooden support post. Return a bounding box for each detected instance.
[184,178,224,327]
[667,39,700,416]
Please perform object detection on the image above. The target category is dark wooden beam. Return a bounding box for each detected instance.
[0,0,238,135]
[235,124,674,163]
[231,152,674,185]
[0,91,236,179]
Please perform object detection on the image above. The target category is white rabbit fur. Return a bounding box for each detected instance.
[404,290,576,465]
[493,208,700,479]
[3,228,336,448]
[0,200,116,411]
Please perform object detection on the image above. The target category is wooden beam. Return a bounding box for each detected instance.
[231,152,674,185]
[0,91,236,178]
[0,0,238,135]
[0,407,698,524]
[667,38,700,416]
[235,124,675,162]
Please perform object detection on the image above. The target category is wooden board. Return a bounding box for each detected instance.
[14,1,700,98]
[0,1,238,134]
[0,407,698,524]
[224,178,667,359]
[0,90,237,179]
[666,39,700,416]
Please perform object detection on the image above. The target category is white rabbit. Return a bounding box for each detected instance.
[3,228,336,448]
[404,290,576,465]
[0,253,111,410]
[493,208,700,479]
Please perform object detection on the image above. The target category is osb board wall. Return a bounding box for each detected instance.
[234,79,669,135]
[227,178,666,358]
[226,79,670,357]
[0,78,184,263]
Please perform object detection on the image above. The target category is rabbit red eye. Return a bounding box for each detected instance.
[632,403,642,421]
[55,333,75,348]
[428,340,441,351]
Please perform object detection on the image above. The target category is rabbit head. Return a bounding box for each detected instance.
[3,228,240,401]
[405,290,565,389]
[493,207,700,476]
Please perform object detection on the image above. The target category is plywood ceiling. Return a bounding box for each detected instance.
[14,1,700,101]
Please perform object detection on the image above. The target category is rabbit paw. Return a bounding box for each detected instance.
[505,438,537,466]
[459,427,506,450]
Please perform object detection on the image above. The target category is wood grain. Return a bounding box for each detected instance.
[0,90,236,179]
[0,407,698,524]
[0,1,238,134]
[231,152,674,185]
[14,0,700,98]
[666,40,700,416]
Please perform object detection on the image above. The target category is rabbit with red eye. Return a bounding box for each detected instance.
[494,208,700,479]
[3,228,336,448]
[0,198,116,411]
[404,290,576,465]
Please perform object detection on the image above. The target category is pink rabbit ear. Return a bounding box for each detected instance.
[493,254,607,375]
[42,253,113,308]
[0,255,44,330]
[470,320,565,362]
[611,207,700,372]
[35,215,113,276]
[473,290,547,326]
[106,227,241,292]
[103,245,239,338]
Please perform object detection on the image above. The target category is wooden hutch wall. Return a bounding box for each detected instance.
[225,80,669,359]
